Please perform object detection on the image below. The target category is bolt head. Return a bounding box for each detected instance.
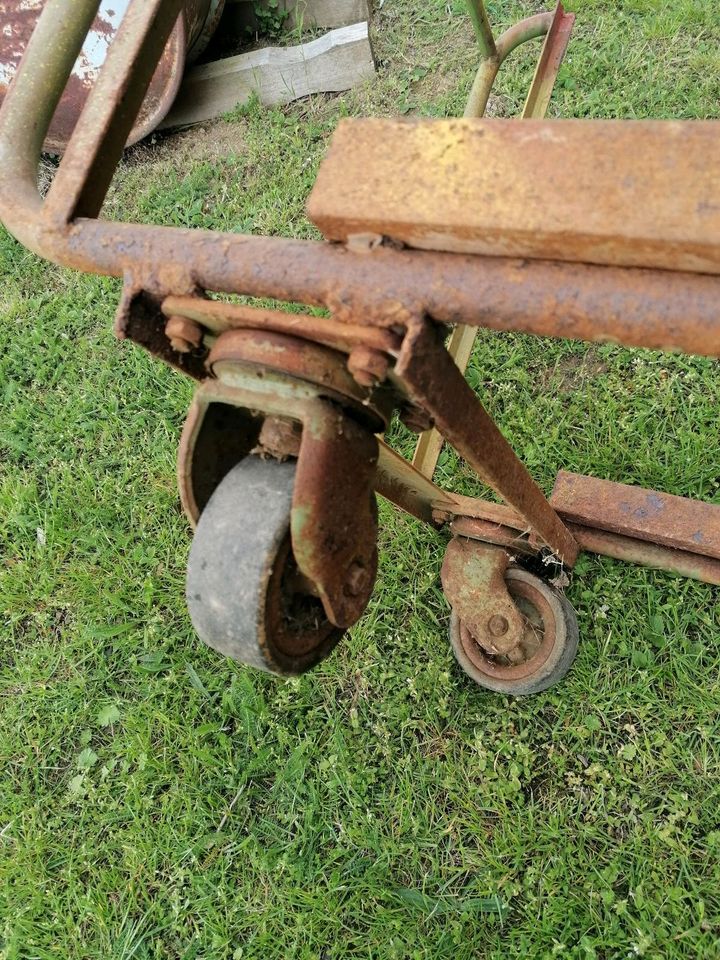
[165,315,203,354]
[488,614,510,637]
[347,347,389,387]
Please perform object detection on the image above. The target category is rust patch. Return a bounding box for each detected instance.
[551,471,720,561]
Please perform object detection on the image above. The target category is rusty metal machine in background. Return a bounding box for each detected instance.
[1,0,719,696]
[0,0,224,152]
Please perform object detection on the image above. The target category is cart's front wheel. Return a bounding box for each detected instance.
[187,456,343,675]
[450,567,578,696]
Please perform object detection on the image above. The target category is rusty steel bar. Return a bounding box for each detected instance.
[551,471,720,561]
[308,118,720,276]
[450,515,536,556]
[522,3,575,118]
[395,320,579,565]
[568,526,720,587]
[2,204,720,360]
[2,2,720,359]
[44,229,720,359]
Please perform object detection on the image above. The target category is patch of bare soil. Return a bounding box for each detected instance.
[539,351,609,394]
[123,119,247,170]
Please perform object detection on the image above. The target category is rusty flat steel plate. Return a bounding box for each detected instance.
[550,471,720,561]
[307,118,720,275]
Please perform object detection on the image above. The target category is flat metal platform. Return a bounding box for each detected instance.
[307,118,720,275]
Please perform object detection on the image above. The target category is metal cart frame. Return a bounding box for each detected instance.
[1,0,718,693]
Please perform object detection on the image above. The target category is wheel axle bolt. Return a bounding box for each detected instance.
[165,315,203,354]
[488,615,510,637]
[344,561,367,597]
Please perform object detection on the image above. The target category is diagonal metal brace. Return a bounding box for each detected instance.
[396,320,579,565]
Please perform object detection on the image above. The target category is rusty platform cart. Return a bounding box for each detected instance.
[1,0,719,696]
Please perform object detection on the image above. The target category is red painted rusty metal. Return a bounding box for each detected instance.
[0,0,221,154]
[178,349,381,628]
[178,385,264,523]
[551,471,720,562]
[441,539,527,657]
[521,3,575,119]
[291,402,379,629]
[43,0,188,224]
[207,328,394,433]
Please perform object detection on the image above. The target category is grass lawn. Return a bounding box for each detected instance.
[2,1,720,957]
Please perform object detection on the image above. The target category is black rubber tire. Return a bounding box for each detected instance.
[449,567,579,696]
[186,456,344,675]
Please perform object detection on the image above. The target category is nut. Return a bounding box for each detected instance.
[257,417,301,459]
[347,346,390,388]
[165,315,203,354]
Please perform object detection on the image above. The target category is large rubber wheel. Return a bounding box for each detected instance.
[187,456,343,675]
[450,567,579,696]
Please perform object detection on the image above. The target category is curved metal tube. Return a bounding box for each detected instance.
[0,0,100,254]
[464,12,554,118]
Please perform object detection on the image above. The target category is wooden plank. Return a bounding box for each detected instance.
[307,117,720,276]
[161,22,375,128]
[228,0,370,30]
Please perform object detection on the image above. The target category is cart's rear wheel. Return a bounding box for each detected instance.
[187,456,343,675]
[450,567,578,696]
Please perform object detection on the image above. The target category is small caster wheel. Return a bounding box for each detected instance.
[186,456,343,675]
[450,567,579,696]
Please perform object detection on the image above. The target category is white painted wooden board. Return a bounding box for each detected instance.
[228,0,370,30]
[160,22,375,128]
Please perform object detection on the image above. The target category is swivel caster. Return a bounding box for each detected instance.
[442,540,579,696]
[186,456,344,675]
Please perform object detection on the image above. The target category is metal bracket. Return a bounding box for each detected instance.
[441,539,525,658]
[292,403,379,629]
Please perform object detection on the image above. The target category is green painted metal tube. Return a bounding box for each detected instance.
[465,0,496,59]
